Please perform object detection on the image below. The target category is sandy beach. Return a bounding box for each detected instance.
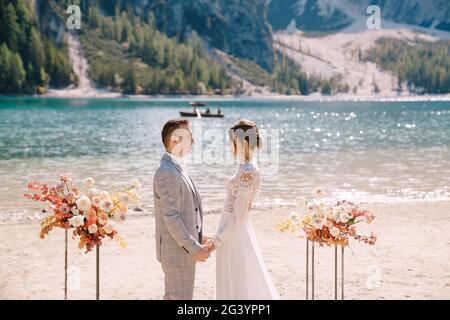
[1,201,449,300]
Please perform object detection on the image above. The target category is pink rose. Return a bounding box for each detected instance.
[88,224,98,234]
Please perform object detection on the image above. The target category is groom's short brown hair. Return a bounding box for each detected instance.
[161,119,190,148]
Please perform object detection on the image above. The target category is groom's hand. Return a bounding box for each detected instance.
[194,247,210,262]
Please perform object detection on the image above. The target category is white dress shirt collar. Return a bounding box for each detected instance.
[164,151,186,169]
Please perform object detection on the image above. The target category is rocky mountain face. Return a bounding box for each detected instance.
[269,0,450,96]
[267,0,450,33]
[267,0,353,32]
[97,0,274,71]
[20,0,449,96]
[350,0,450,31]
[35,0,67,44]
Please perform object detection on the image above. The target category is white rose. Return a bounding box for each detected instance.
[87,188,99,197]
[84,177,95,187]
[332,206,341,216]
[100,199,113,212]
[91,196,101,207]
[330,226,340,238]
[69,215,84,228]
[88,224,98,234]
[104,223,114,234]
[312,216,325,229]
[71,208,79,216]
[75,196,91,212]
[99,191,110,200]
[306,202,316,212]
[340,213,350,223]
[326,211,335,220]
[132,179,142,192]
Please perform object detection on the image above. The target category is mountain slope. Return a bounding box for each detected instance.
[267,0,353,32]
[267,0,450,34]
[269,0,450,95]
[0,0,75,94]
[97,0,275,72]
[349,0,450,32]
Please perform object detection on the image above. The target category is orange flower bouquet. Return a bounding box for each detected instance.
[25,175,141,252]
[277,188,376,247]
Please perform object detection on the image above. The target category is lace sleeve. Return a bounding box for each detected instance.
[249,167,260,205]
[213,164,260,246]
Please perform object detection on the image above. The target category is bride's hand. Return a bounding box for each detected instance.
[201,235,211,245]
[204,239,216,252]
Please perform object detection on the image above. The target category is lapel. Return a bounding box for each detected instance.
[162,153,196,197]
[190,176,203,214]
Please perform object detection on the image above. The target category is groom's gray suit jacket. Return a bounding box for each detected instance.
[153,153,203,266]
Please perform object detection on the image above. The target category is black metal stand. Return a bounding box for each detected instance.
[96,244,100,300]
[334,245,345,300]
[306,241,345,300]
[305,240,315,300]
[64,229,68,300]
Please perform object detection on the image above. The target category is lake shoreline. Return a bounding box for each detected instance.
[3,198,450,226]
[1,93,450,103]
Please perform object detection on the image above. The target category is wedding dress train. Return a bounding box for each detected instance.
[212,162,280,300]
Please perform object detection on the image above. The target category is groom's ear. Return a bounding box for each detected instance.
[170,135,181,144]
[161,119,190,148]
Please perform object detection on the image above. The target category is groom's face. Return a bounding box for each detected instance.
[170,124,194,157]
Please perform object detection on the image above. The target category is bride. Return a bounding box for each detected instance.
[206,119,280,300]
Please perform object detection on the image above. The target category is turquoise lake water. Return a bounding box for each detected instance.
[0,97,449,219]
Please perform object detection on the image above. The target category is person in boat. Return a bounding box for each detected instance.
[206,108,210,114]
[217,108,221,115]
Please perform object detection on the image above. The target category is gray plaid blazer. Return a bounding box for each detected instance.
[153,153,203,266]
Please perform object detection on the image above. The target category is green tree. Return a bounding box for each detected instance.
[4,4,21,51]
[123,65,138,94]
[11,52,26,91]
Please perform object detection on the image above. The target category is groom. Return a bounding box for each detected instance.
[153,119,211,300]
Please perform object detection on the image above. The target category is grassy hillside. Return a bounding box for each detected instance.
[78,4,233,95]
[231,52,350,95]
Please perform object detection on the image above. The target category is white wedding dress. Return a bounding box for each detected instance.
[212,162,280,300]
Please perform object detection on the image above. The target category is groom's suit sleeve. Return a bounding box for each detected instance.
[155,170,203,256]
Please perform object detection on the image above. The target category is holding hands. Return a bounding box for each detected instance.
[194,247,210,262]
[202,236,216,253]
[194,236,216,262]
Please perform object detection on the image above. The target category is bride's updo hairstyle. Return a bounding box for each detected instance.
[228,119,261,161]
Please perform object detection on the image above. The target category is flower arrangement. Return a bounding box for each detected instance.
[25,175,141,252]
[277,188,376,247]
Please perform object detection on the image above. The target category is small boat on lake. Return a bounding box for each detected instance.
[179,102,224,118]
